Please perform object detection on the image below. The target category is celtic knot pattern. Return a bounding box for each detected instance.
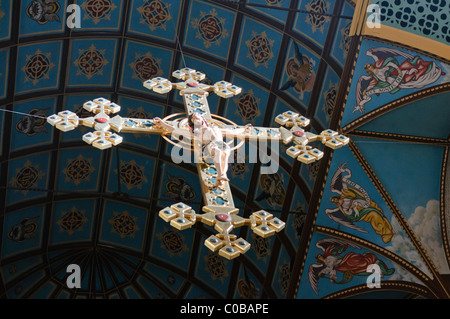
[74,44,109,79]
[63,154,95,186]
[22,49,55,85]
[57,207,88,235]
[81,0,117,24]
[137,0,172,31]
[156,228,189,257]
[245,31,275,68]
[9,160,44,194]
[305,0,331,33]
[339,21,352,60]
[237,278,259,299]
[204,253,228,282]
[117,160,147,190]
[278,263,291,295]
[109,211,140,238]
[233,89,261,123]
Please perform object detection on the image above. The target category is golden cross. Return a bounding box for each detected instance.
[47,67,349,259]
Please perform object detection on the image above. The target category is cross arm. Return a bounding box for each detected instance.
[144,68,242,99]
[217,110,350,164]
[275,111,350,163]
[158,203,285,259]
[47,97,183,150]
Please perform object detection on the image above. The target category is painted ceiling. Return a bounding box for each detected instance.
[0,0,449,299]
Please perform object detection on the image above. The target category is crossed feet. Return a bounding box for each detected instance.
[214,176,229,188]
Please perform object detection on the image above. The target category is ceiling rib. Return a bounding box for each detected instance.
[349,130,450,147]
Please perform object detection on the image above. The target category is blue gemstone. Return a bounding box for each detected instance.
[142,121,154,127]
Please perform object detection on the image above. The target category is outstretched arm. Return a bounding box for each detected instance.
[219,124,253,137]
[153,117,175,133]
[154,117,193,143]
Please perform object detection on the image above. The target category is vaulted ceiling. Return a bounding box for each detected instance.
[0,0,449,299]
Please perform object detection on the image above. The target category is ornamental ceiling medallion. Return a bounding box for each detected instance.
[322,82,339,123]
[57,207,88,235]
[156,227,189,257]
[305,0,331,33]
[115,160,147,190]
[130,52,163,81]
[137,0,172,31]
[26,0,61,24]
[22,49,55,86]
[9,160,45,195]
[233,89,261,124]
[62,154,95,186]
[246,31,275,68]
[237,278,259,299]
[164,173,196,202]
[204,252,229,282]
[109,211,140,238]
[191,8,229,49]
[8,216,40,242]
[16,108,49,136]
[339,22,352,59]
[74,44,109,80]
[278,262,291,295]
[80,0,117,24]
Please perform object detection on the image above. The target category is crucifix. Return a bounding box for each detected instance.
[47,67,349,259]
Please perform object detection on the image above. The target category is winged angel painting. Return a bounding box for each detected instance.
[353,47,445,114]
[308,238,395,295]
[280,42,316,100]
[325,163,393,243]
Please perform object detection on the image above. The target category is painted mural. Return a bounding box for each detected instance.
[341,39,450,127]
[308,238,394,295]
[353,47,445,114]
[297,233,397,298]
[325,162,393,243]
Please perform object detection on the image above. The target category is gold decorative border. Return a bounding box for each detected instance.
[336,39,363,130]
[441,146,450,269]
[349,0,450,62]
[349,130,450,146]
[349,0,369,37]
[363,25,450,62]
[324,281,433,299]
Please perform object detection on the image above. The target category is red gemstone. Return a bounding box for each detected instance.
[293,130,304,137]
[187,81,198,87]
[95,117,108,123]
[216,213,231,222]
